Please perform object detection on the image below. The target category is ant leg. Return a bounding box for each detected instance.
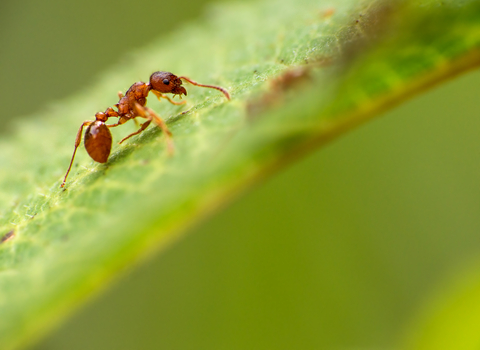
[109,117,139,128]
[179,76,231,100]
[146,106,174,155]
[134,102,174,154]
[118,120,152,144]
[151,90,186,105]
[107,122,122,128]
[107,115,130,128]
[61,121,93,187]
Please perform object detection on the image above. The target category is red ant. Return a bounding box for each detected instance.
[61,71,230,187]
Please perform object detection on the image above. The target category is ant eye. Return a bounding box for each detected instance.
[163,79,170,85]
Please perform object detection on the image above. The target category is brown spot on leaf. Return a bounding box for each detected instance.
[1,230,15,244]
[320,8,335,19]
[247,57,332,118]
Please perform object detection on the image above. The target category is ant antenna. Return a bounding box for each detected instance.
[179,76,231,100]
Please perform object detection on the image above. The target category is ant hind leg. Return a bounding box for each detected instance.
[61,120,93,187]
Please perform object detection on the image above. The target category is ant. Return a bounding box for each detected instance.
[61,71,230,187]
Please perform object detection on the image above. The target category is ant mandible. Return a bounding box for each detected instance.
[61,71,230,187]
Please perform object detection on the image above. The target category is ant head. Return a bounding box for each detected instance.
[149,71,187,96]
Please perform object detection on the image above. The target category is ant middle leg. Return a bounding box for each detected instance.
[107,122,122,128]
[107,114,131,129]
[119,120,152,144]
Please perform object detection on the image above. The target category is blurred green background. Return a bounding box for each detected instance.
[0,0,217,130]
[2,0,480,349]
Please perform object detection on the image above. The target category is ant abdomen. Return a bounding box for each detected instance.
[84,121,112,163]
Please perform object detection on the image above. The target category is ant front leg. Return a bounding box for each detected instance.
[134,102,174,154]
[61,121,93,187]
[151,90,186,105]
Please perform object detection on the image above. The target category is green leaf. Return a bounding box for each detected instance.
[403,262,480,349]
[1,0,480,349]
